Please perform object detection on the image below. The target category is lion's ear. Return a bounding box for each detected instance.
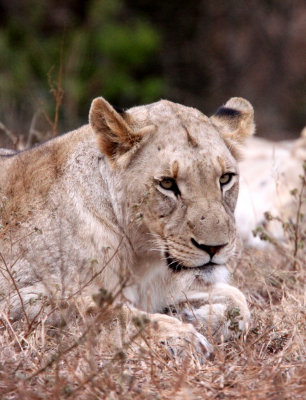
[211,97,255,157]
[89,97,142,160]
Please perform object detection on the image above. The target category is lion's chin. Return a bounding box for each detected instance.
[165,251,218,273]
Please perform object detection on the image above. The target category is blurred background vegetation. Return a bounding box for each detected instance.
[0,0,305,148]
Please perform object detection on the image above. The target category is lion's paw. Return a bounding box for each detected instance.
[149,314,212,361]
[166,284,250,341]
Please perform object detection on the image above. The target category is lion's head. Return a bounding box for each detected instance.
[89,97,255,276]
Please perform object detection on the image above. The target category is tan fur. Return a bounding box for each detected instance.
[0,96,254,356]
[171,160,179,179]
[0,127,90,221]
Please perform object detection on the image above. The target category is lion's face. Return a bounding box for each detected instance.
[89,97,255,273]
[142,132,239,270]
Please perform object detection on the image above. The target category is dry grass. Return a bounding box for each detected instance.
[0,239,305,399]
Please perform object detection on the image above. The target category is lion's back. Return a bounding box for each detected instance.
[236,135,306,246]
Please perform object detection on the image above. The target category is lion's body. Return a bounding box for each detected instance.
[237,135,306,246]
[0,97,253,354]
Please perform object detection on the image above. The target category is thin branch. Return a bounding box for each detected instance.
[292,166,306,270]
[0,251,30,327]
[48,42,65,138]
[0,121,19,148]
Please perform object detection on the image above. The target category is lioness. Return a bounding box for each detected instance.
[0,96,253,356]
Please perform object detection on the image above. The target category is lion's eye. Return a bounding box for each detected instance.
[159,177,180,195]
[160,178,175,190]
[219,173,234,186]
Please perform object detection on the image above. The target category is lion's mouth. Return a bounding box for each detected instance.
[165,251,217,272]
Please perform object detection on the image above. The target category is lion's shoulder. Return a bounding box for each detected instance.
[0,125,94,221]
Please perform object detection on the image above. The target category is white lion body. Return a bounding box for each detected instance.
[237,135,306,246]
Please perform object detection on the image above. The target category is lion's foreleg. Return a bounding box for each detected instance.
[94,302,212,360]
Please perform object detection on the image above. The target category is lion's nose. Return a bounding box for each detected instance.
[191,238,228,258]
